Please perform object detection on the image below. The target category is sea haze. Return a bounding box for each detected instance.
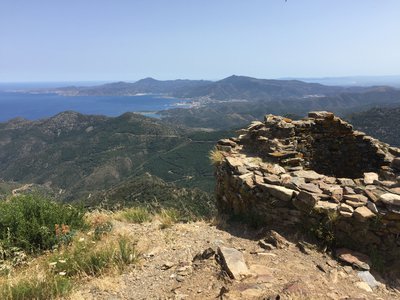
[0,92,189,122]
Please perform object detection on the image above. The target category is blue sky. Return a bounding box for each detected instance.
[1,0,399,82]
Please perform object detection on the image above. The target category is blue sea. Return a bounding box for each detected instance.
[0,92,189,122]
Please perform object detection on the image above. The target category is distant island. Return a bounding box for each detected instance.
[30,75,372,100]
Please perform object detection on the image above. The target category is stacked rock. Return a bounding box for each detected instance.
[215,111,400,259]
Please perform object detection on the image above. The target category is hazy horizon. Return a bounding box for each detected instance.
[1,75,400,91]
[1,0,400,82]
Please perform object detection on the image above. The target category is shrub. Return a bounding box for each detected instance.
[209,148,224,166]
[85,211,113,240]
[0,194,85,253]
[48,235,139,277]
[158,208,181,229]
[117,207,152,224]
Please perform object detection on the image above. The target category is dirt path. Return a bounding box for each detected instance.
[11,183,33,196]
[71,220,400,300]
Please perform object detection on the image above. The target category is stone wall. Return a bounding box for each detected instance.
[215,111,400,261]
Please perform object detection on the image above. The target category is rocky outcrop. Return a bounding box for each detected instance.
[215,111,400,261]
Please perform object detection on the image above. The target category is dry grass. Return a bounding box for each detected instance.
[115,207,152,224]
[0,211,139,300]
[209,148,224,166]
[157,208,181,229]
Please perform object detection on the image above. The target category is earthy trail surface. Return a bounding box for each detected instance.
[72,220,400,300]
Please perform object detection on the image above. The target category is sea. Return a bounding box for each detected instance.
[0,82,190,122]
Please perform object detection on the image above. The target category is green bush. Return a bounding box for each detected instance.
[0,195,85,253]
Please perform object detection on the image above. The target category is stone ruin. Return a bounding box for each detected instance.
[215,111,400,261]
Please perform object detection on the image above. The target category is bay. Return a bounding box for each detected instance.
[0,92,189,122]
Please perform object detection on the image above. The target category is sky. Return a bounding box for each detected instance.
[1,0,400,82]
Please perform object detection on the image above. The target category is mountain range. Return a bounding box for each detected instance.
[49,75,368,101]
[3,75,400,206]
[161,87,400,129]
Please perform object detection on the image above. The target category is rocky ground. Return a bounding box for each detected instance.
[70,219,400,300]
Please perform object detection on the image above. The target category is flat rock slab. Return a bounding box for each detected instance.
[380,193,400,206]
[315,201,338,212]
[308,111,334,119]
[293,170,325,181]
[299,183,323,194]
[260,183,297,202]
[343,194,368,203]
[218,246,251,280]
[226,156,244,168]
[354,206,376,221]
[249,264,274,283]
[336,248,371,270]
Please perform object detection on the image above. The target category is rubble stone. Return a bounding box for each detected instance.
[217,247,251,280]
[215,111,400,261]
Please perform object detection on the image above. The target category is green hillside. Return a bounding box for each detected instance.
[0,111,231,201]
[347,106,400,147]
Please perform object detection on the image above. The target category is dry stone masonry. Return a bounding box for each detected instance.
[215,111,400,261]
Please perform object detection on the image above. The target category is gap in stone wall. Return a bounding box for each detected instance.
[297,132,386,179]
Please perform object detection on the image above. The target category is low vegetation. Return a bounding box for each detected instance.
[158,208,181,229]
[89,174,216,221]
[209,147,224,166]
[116,207,152,224]
[0,195,140,299]
[348,106,400,146]
[0,193,202,299]
[0,194,85,254]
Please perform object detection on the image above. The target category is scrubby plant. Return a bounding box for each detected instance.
[0,194,86,254]
[158,208,181,229]
[308,210,338,247]
[48,235,139,277]
[117,207,152,224]
[209,148,224,166]
[0,230,139,299]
